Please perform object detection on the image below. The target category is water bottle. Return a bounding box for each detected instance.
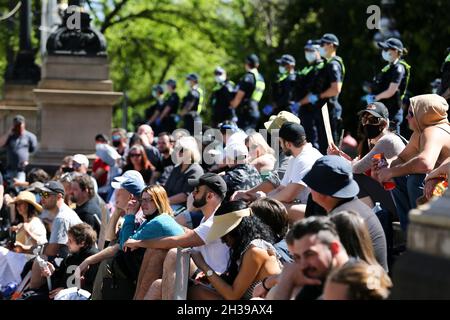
[372,153,396,190]
[373,202,383,214]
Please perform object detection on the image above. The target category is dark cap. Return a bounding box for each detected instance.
[188,173,227,199]
[276,54,296,66]
[304,39,320,51]
[37,181,65,196]
[358,102,389,120]
[166,79,177,88]
[186,73,199,82]
[377,38,403,52]
[214,66,225,75]
[13,115,25,124]
[152,84,164,94]
[245,54,260,66]
[320,33,339,46]
[303,155,360,198]
[279,122,306,143]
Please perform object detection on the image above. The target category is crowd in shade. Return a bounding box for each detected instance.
[0,32,449,300]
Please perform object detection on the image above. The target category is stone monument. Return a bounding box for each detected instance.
[32,0,122,167]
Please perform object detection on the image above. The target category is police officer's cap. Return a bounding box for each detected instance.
[246,54,260,65]
[377,38,403,52]
[186,73,199,82]
[166,79,177,87]
[320,33,339,46]
[304,40,321,51]
[214,66,225,75]
[276,54,296,66]
[152,84,164,94]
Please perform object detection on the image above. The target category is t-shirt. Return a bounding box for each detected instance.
[352,134,405,174]
[331,198,388,271]
[4,130,38,171]
[119,214,184,250]
[155,155,175,185]
[92,158,109,187]
[280,143,323,203]
[164,163,204,198]
[144,145,162,170]
[75,197,102,237]
[49,204,83,245]
[193,214,230,274]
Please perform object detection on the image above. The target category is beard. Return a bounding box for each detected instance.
[193,194,207,208]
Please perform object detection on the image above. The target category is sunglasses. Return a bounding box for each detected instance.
[129,153,142,158]
[40,191,57,199]
[361,115,381,125]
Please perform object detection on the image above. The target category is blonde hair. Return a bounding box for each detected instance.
[176,136,201,164]
[142,185,174,216]
[327,261,392,300]
[246,132,275,158]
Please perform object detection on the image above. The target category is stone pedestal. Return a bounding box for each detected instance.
[0,84,39,135]
[390,181,450,299]
[32,55,122,167]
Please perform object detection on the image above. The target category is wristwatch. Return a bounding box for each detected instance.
[205,269,214,277]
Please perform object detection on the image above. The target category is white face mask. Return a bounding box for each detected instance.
[185,80,191,87]
[305,52,317,63]
[278,66,287,74]
[382,50,394,63]
[215,75,226,83]
[319,46,327,58]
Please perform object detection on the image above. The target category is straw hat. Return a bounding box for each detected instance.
[206,208,252,242]
[12,191,43,213]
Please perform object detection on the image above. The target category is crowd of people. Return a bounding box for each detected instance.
[0,32,449,301]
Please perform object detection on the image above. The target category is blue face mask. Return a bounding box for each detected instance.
[305,52,316,63]
[382,50,393,63]
[278,66,287,74]
[319,47,327,58]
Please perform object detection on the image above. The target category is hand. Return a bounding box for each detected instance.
[10,224,22,233]
[124,238,140,251]
[126,198,140,215]
[424,178,440,200]
[41,261,55,277]
[255,191,267,199]
[77,259,90,277]
[289,102,300,115]
[49,287,64,300]
[262,105,273,116]
[377,167,393,183]
[252,282,268,299]
[327,142,341,156]
[282,262,321,287]
[190,250,208,272]
[308,93,319,105]
[365,94,376,104]
[4,194,14,206]
[230,190,250,201]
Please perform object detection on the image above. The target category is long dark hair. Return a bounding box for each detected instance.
[216,200,275,283]
[16,203,38,222]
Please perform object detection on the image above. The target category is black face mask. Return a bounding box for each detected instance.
[363,124,383,139]
[112,140,121,148]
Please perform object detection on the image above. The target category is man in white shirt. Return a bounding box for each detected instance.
[234,122,322,223]
[124,173,229,300]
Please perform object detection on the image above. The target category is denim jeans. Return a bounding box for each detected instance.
[391,174,425,232]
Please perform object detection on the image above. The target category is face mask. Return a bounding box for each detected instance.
[363,124,383,139]
[215,75,226,83]
[185,80,191,87]
[305,52,316,63]
[112,140,121,148]
[382,50,393,63]
[319,47,327,58]
[278,66,287,74]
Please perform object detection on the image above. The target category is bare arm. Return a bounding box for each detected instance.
[230,90,245,109]
[375,83,400,101]
[105,208,124,242]
[44,243,62,257]
[126,228,204,250]
[270,184,305,203]
[319,82,342,99]
[169,192,188,205]
[85,244,120,265]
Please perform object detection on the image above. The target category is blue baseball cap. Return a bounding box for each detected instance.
[377,38,403,52]
[319,33,340,46]
[303,155,359,198]
[304,39,320,51]
[111,170,146,197]
[186,73,199,82]
[276,54,296,66]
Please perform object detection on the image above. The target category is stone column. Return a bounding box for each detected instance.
[390,176,450,299]
[32,55,122,167]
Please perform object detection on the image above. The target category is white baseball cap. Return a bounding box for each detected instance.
[72,154,89,167]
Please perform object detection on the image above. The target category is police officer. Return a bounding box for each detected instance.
[313,33,345,150]
[210,66,236,127]
[145,84,165,128]
[438,47,450,104]
[230,54,266,131]
[292,40,326,152]
[367,38,410,134]
[272,54,297,113]
[155,79,180,133]
[179,73,205,135]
